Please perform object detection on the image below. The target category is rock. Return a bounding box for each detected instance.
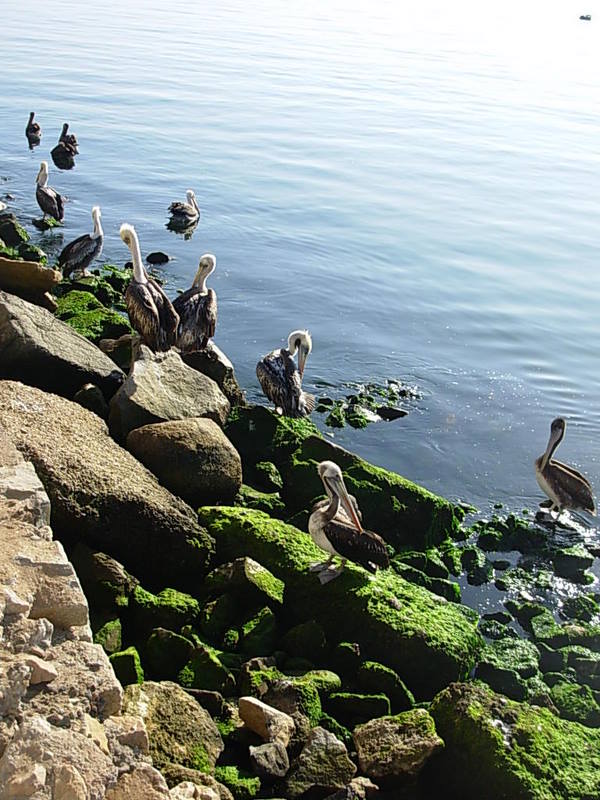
[326,693,391,728]
[353,709,443,783]
[18,653,58,684]
[285,727,356,799]
[0,213,29,247]
[0,257,61,309]
[161,765,234,799]
[53,763,88,800]
[550,682,600,727]
[181,343,245,407]
[123,681,224,772]
[0,381,215,588]
[104,713,149,752]
[55,289,133,344]
[474,639,541,701]
[263,678,322,727]
[280,621,326,659]
[249,740,289,781]
[105,764,171,799]
[239,606,277,656]
[0,291,124,400]
[109,346,230,441]
[4,763,46,796]
[146,628,194,681]
[204,557,284,608]
[238,697,296,746]
[182,689,226,718]
[430,681,600,799]
[146,251,170,264]
[170,781,220,800]
[127,418,242,506]
[178,643,236,695]
[213,766,260,800]
[15,243,47,265]
[197,507,482,698]
[376,405,407,421]
[323,776,379,800]
[356,662,415,712]
[552,545,594,582]
[130,586,200,639]
[99,333,136,372]
[70,544,138,612]
[2,588,30,616]
[110,646,144,685]
[73,382,109,419]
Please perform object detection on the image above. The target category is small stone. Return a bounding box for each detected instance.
[83,713,110,754]
[285,727,356,799]
[238,696,296,746]
[2,588,30,615]
[19,653,58,684]
[146,251,171,264]
[6,764,46,796]
[53,764,87,800]
[107,714,149,752]
[376,406,407,421]
[249,740,290,781]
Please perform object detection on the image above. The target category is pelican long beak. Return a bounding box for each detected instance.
[327,474,363,532]
[298,345,309,378]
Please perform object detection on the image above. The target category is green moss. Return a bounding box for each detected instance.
[550,682,600,727]
[239,606,277,656]
[213,766,260,800]
[0,216,29,246]
[145,628,194,680]
[357,661,415,712]
[109,646,144,685]
[319,712,353,746]
[345,405,370,429]
[178,643,236,694]
[100,263,133,294]
[326,692,391,727]
[197,507,482,699]
[16,242,47,264]
[94,618,122,654]
[32,216,61,231]
[300,669,342,697]
[204,557,284,608]
[325,403,346,428]
[551,546,594,581]
[130,586,200,639]
[200,594,240,644]
[236,485,286,518]
[189,744,212,773]
[430,681,600,799]
[392,560,461,602]
[55,290,104,316]
[562,595,599,623]
[279,620,327,659]
[250,460,283,492]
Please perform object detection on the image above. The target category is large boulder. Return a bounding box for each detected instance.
[285,727,356,799]
[122,681,223,773]
[181,342,245,407]
[127,418,242,506]
[0,291,124,400]
[109,346,230,441]
[429,682,600,800]
[0,381,214,588]
[0,257,61,309]
[197,507,482,698]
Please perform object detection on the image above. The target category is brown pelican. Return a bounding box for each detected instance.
[59,123,79,154]
[25,112,41,147]
[35,161,64,222]
[57,206,103,278]
[308,461,389,584]
[172,254,217,351]
[535,417,596,518]
[120,223,179,352]
[169,190,200,226]
[256,330,315,417]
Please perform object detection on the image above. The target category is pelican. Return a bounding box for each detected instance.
[120,223,179,352]
[535,417,596,518]
[256,330,315,417]
[35,161,64,222]
[168,190,200,226]
[308,461,389,584]
[59,123,79,154]
[172,254,217,351]
[57,206,103,278]
[25,112,41,146]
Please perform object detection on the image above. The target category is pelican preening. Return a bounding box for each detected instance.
[35,161,64,222]
[57,206,104,278]
[308,461,389,584]
[169,190,200,226]
[256,330,315,417]
[172,254,217,351]
[120,223,180,352]
[59,123,79,154]
[535,417,596,519]
[25,112,41,147]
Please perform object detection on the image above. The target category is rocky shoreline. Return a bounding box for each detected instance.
[1,232,600,798]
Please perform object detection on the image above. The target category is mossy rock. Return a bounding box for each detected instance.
[438,540,463,576]
[550,682,600,727]
[395,548,450,579]
[474,639,541,701]
[300,669,342,697]
[129,586,200,641]
[109,646,144,685]
[551,546,594,582]
[145,628,194,680]
[200,593,240,644]
[472,513,547,554]
[280,436,462,549]
[99,263,133,294]
[248,460,283,492]
[55,289,133,343]
[562,595,599,623]
[197,507,482,699]
[357,661,415,712]
[236,485,286,518]
[264,676,323,726]
[0,214,29,247]
[94,618,122,654]
[430,681,600,799]
[461,545,494,586]
[318,711,353,746]
[55,289,104,316]
[204,557,284,608]
[326,692,391,728]
[536,642,568,674]
[240,606,278,656]
[178,643,236,694]
[279,620,327,660]
[54,273,122,308]
[16,242,47,264]
[213,766,260,800]
[392,561,461,602]
[329,642,362,680]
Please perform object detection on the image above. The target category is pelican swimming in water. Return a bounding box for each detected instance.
[256,330,315,417]
[59,123,79,154]
[172,254,217,351]
[35,161,64,222]
[57,206,104,278]
[25,112,41,147]
[308,461,389,584]
[120,223,179,352]
[169,190,200,226]
[535,417,596,518]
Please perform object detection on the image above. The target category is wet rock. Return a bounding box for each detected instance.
[562,595,599,622]
[249,740,289,781]
[376,405,407,421]
[551,545,594,582]
[353,708,443,783]
[0,291,124,400]
[127,418,242,506]
[181,342,245,407]
[109,346,230,441]
[238,697,296,746]
[146,251,171,264]
[392,560,460,602]
[285,727,356,799]
[0,381,215,589]
[474,639,540,701]
[0,213,29,247]
[123,681,224,772]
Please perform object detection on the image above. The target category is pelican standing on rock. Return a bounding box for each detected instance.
[120,223,179,352]
[172,254,217,351]
[35,161,64,222]
[57,206,104,278]
[535,417,596,518]
[308,461,389,584]
[256,330,315,417]
[25,112,41,146]
[59,123,79,154]
[168,190,200,226]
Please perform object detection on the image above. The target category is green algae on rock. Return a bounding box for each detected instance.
[429,681,600,800]
[204,557,284,608]
[109,646,144,685]
[94,618,122,655]
[55,289,133,343]
[326,692,391,728]
[236,485,286,518]
[550,682,600,727]
[213,766,260,800]
[197,507,482,698]
[357,661,415,712]
[129,586,200,639]
[145,628,194,681]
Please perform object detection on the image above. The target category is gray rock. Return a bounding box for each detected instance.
[285,727,356,799]
[249,740,289,781]
[126,418,242,506]
[161,765,234,799]
[108,346,230,441]
[0,291,124,400]
[0,213,28,247]
[0,381,215,589]
[73,383,109,419]
[0,256,62,310]
[181,342,245,407]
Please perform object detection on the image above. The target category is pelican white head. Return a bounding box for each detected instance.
[317,460,363,532]
[288,329,312,377]
[120,223,146,283]
[91,206,103,238]
[36,161,48,187]
[192,254,216,291]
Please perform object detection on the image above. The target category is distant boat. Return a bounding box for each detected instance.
[579,14,591,20]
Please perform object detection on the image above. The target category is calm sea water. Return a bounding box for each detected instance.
[2,0,600,529]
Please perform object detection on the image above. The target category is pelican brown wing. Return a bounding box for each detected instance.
[173,287,217,351]
[325,521,389,572]
[125,279,179,352]
[547,459,596,514]
[58,234,102,277]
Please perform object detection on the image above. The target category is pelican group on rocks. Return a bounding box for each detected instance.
[535,417,596,519]
[168,190,200,226]
[256,330,315,417]
[172,254,217,351]
[35,161,64,222]
[57,206,104,278]
[120,223,180,352]
[308,460,389,583]
[25,112,41,147]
